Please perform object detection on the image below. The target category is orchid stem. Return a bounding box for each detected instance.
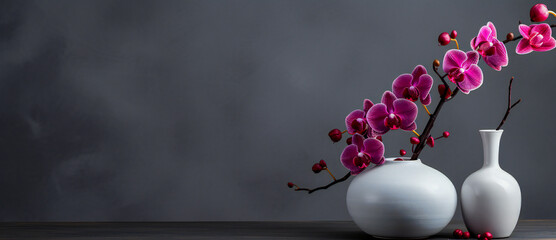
[325,168,336,181]
[422,104,431,115]
[412,130,420,137]
[341,130,347,134]
[295,172,351,194]
[451,39,459,49]
[550,11,556,18]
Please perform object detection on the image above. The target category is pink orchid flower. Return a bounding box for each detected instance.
[443,50,483,94]
[340,133,385,175]
[516,23,556,54]
[366,91,417,135]
[470,22,508,71]
[345,99,374,135]
[392,65,433,105]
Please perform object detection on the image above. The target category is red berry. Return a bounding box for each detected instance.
[438,32,451,46]
[399,149,407,156]
[376,136,383,142]
[443,131,450,138]
[312,163,323,173]
[410,137,420,144]
[450,30,458,39]
[346,137,352,145]
[287,182,294,188]
[426,136,435,147]
[530,3,549,22]
[319,159,327,168]
[328,129,342,142]
[483,232,493,240]
[394,158,404,161]
[438,84,452,99]
[477,233,482,239]
[453,229,463,238]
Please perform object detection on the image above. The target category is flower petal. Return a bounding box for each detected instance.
[352,133,365,152]
[534,36,556,52]
[475,24,493,45]
[483,42,508,71]
[516,39,533,55]
[462,51,480,69]
[421,94,431,105]
[340,144,362,174]
[392,74,412,99]
[415,74,433,105]
[345,109,366,134]
[363,99,374,113]
[393,99,417,130]
[487,22,497,39]
[366,103,389,135]
[532,23,552,40]
[411,65,427,83]
[363,138,385,165]
[443,49,466,73]
[518,24,531,38]
[459,64,483,94]
[381,91,397,112]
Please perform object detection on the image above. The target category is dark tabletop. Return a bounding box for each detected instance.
[1,220,555,239]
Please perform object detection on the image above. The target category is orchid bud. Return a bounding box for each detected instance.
[506,32,514,41]
[287,182,295,188]
[453,229,464,238]
[346,137,352,145]
[463,231,470,239]
[450,30,458,39]
[433,59,440,67]
[483,232,493,240]
[410,137,420,144]
[319,159,327,168]
[438,84,452,99]
[399,149,407,156]
[443,131,450,138]
[312,163,323,173]
[530,3,549,22]
[438,32,451,46]
[328,129,342,142]
[426,136,435,147]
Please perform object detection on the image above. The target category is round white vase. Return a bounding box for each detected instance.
[346,157,457,239]
[461,130,521,238]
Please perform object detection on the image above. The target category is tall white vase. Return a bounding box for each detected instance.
[346,157,457,239]
[461,130,521,238]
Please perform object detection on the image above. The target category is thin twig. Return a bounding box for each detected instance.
[295,172,351,194]
[496,77,521,130]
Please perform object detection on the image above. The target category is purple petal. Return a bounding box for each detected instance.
[363,99,374,113]
[532,23,552,40]
[421,94,431,105]
[411,65,427,83]
[392,74,412,98]
[340,145,361,174]
[518,24,531,38]
[352,133,365,152]
[366,103,389,135]
[362,138,385,165]
[534,36,556,52]
[516,39,533,54]
[381,91,397,112]
[402,122,417,131]
[415,74,433,104]
[392,99,417,130]
[484,42,508,71]
[470,37,478,49]
[459,65,483,94]
[345,110,366,135]
[443,49,466,73]
[487,22,497,39]
[462,51,480,69]
[475,24,493,45]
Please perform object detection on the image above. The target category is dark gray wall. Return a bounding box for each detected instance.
[1,0,555,221]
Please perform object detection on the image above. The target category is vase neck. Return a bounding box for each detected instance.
[480,130,503,168]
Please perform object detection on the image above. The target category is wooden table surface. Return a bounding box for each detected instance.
[1,220,555,239]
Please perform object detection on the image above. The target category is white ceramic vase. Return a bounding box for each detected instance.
[461,130,521,238]
[346,157,457,239]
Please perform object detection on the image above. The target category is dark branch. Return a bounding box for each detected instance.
[496,77,521,130]
[295,172,351,194]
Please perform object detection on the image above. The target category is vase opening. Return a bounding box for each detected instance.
[384,157,421,163]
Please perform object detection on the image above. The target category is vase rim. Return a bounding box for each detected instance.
[384,157,422,163]
[479,129,504,133]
